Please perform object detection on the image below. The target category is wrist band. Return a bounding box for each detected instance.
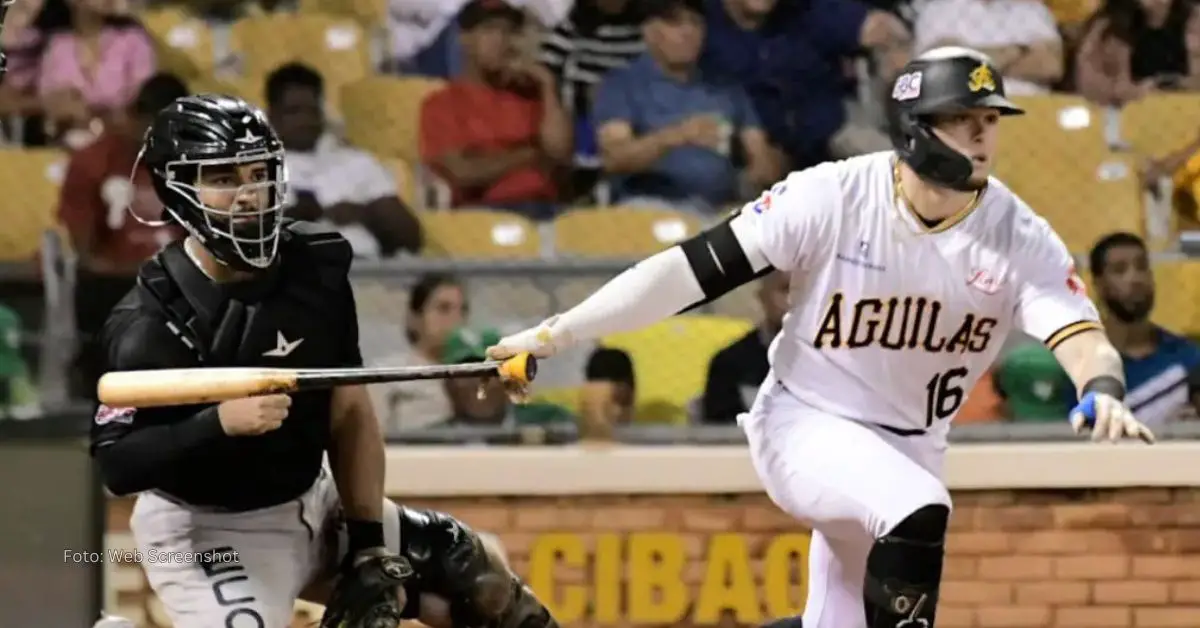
[1082,375,1126,401]
[346,519,385,554]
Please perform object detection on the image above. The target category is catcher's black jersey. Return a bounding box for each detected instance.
[90,221,362,511]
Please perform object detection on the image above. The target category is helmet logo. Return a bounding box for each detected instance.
[967,64,995,93]
[892,71,923,101]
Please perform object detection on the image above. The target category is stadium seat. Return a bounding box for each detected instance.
[553,206,703,257]
[997,96,1108,187]
[600,315,755,423]
[299,0,386,27]
[1151,260,1200,337]
[140,7,216,79]
[420,209,541,259]
[0,149,68,261]
[1120,93,1200,159]
[230,14,370,116]
[341,76,446,162]
[997,140,1144,254]
[373,156,419,209]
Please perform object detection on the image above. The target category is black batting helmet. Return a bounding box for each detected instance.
[888,47,1024,191]
[139,94,288,271]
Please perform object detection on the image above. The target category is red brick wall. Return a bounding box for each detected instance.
[106,487,1200,628]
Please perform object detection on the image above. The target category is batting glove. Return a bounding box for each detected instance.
[486,316,570,361]
[1068,392,1155,444]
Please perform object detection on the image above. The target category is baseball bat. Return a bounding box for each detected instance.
[97,353,537,408]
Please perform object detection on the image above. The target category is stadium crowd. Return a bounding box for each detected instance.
[1,0,1199,437]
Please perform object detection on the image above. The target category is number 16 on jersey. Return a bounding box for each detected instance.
[925,367,969,427]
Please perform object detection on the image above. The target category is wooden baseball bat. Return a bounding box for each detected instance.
[97,353,537,408]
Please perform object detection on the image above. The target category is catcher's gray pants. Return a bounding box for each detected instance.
[129,470,401,628]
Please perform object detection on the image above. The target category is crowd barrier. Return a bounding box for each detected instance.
[95,432,1200,628]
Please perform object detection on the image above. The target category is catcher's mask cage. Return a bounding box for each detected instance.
[128,94,290,271]
[888,46,1025,192]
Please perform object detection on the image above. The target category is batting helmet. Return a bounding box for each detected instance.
[888,47,1024,191]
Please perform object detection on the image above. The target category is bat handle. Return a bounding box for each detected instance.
[496,353,537,385]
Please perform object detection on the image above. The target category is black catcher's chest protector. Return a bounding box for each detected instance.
[136,221,359,370]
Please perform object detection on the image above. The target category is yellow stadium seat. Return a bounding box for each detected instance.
[997,95,1108,174]
[1151,260,1200,337]
[342,76,446,162]
[299,0,386,26]
[0,149,68,261]
[373,156,419,209]
[140,7,216,79]
[230,14,371,116]
[600,315,755,423]
[1121,94,1200,160]
[420,209,541,259]
[553,206,703,257]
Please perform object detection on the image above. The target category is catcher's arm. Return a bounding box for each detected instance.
[329,385,386,555]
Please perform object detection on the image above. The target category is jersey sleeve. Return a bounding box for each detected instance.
[739,165,840,271]
[1012,215,1103,350]
[91,302,203,450]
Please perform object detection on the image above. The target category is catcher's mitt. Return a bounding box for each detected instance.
[319,553,415,628]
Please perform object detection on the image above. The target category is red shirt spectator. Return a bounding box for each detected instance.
[418,0,572,218]
[58,128,180,271]
[421,82,556,207]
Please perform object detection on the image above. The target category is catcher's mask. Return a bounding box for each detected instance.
[887,46,1024,192]
[135,94,288,271]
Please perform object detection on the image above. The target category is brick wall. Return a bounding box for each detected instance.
[106,487,1200,628]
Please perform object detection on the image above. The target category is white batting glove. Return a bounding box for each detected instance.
[485,315,571,361]
[1068,392,1155,444]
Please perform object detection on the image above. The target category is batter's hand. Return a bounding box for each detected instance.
[1069,392,1155,444]
[486,316,566,360]
[217,394,291,436]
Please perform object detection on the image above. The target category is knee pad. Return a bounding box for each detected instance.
[863,504,949,628]
[396,506,517,625]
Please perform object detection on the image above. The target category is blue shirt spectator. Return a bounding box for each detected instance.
[700,0,910,168]
[593,0,780,212]
[1088,231,1200,425]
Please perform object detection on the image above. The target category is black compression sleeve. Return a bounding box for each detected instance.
[93,406,226,495]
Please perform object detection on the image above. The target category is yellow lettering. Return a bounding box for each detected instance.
[814,293,844,348]
[847,298,884,348]
[694,534,761,624]
[628,533,688,623]
[528,533,587,622]
[593,534,622,623]
[764,533,812,618]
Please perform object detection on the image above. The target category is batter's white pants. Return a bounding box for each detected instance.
[740,380,952,628]
[129,469,401,628]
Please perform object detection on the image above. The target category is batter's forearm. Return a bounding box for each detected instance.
[93,407,226,495]
[1051,328,1125,395]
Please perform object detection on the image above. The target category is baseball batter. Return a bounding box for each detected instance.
[90,95,557,628]
[489,47,1154,628]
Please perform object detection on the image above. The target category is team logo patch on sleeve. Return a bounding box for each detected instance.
[95,404,136,426]
[1066,265,1086,295]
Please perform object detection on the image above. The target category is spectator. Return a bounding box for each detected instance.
[443,327,575,426]
[0,0,48,122]
[368,273,466,434]
[419,0,573,220]
[913,0,1065,95]
[993,343,1074,421]
[1075,0,1200,106]
[539,0,644,195]
[389,0,470,77]
[593,0,779,214]
[57,72,188,401]
[700,0,910,170]
[579,346,636,437]
[700,270,788,423]
[1089,232,1200,424]
[32,0,156,145]
[266,63,422,259]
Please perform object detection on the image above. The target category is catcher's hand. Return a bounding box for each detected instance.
[319,552,414,628]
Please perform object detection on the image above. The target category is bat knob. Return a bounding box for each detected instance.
[497,353,537,385]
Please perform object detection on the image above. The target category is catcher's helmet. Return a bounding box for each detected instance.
[887,47,1024,191]
[139,94,288,271]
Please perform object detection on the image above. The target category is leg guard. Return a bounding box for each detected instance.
[396,506,558,628]
[863,504,949,628]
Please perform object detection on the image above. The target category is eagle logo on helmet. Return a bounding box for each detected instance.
[967,63,996,93]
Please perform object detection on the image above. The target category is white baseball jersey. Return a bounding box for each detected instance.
[742,151,1101,435]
